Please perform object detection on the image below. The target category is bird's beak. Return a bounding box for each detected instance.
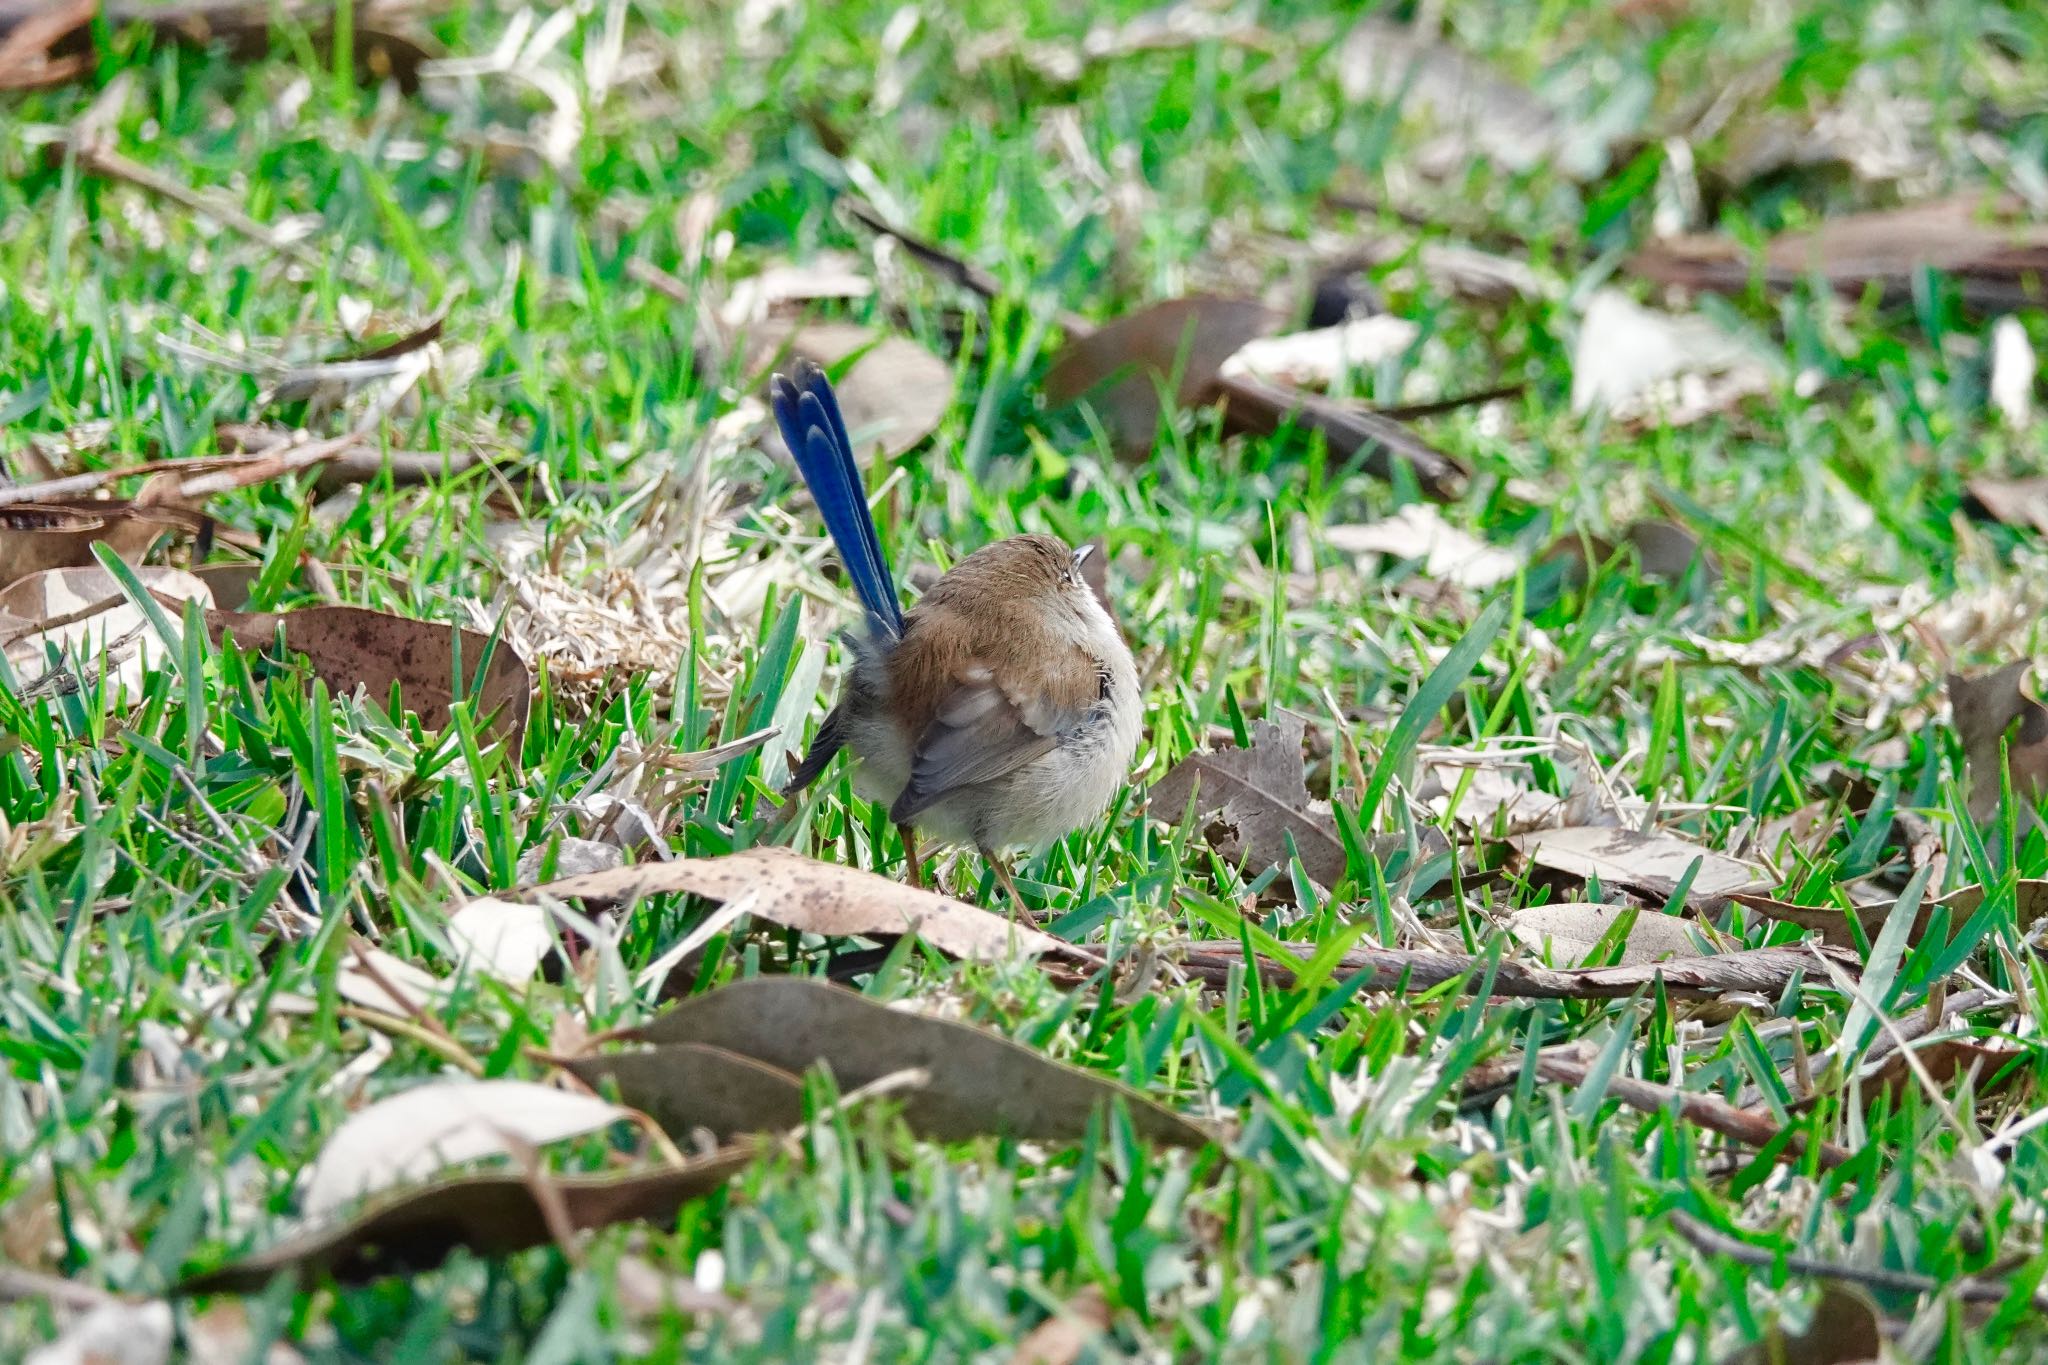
[1071,544,1096,570]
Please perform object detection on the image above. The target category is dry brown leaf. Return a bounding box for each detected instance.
[1964,476,2048,538]
[1630,195,2048,312]
[0,481,188,590]
[1043,296,1281,457]
[177,1148,757,1293]
[1734,879,2048,950]
[561,1043,806,1146]
[0,563,212,694]
[1545,519,1720,591]
[302,1080,629,1218]
[522,847,1073,964]
[1508,826,1770,904]
[1007,1286,1112,1365]
[625,976,1213,1149]
[1505,902,1712,967]
[1324,505,1522,589]
[1947,662,2048,821]
[1721,1284,1883,1365]
[1149,712,1453,890]
[751,321,952,461]
[209,604,532,750]
[1858,1037,2027,1108]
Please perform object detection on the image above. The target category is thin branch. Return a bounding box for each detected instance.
[1670,1211,2046,1309]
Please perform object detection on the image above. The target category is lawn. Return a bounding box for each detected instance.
[4,0,2048,1360]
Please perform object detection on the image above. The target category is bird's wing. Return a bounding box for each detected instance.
[887,662,1096,824]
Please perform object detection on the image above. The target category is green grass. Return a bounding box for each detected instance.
[5,0,2048,1359]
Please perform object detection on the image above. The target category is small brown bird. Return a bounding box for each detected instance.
[770,359,1141,908]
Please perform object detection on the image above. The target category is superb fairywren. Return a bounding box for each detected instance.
[769,359,1141,908]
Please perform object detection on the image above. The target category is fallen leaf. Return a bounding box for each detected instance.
[208,604,532,750]
[514,836,623,883]
[1964,476,2048,538]
[1421,760,1562,833]
[1505,902,1712,967]
[561,1043,806,1145]
[1734,879,2048,950]
[0,483,188,589]
[177,1148,757,1293]
[1571,290,1777,423]
[1630,195,2048,313]
[1509,826,1770,904]
[1324,505,1521,589]
[1948,662,2048,822]
[336,940,448,1015]
[621,977,1213,1149]
[720,251,873,327]
[1043,296,1281,457]
[1150,712,1452,890]
[1007,1286,1112,1365]
[1337,19,1614,179]
[302,1079,631,1218]
[1544,519,1720,590]
[751,321,952,460]
[519,847,1074,964]
[0,563,213,695]
[1722,1284,1883,1365]
[1990,316,2035,430]
[446,897,558,984]
[24,1299,173,1365]
[1858,1037,2027,1108]
[1218,316,1419,389]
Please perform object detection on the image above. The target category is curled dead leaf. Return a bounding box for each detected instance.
[1947,662,2048,822]
[1149,712,1454,892]
[518,847,1073,964]
[208,604,532,751]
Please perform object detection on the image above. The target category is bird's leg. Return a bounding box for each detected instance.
[897,823,926,890]
[981,847,1033,922]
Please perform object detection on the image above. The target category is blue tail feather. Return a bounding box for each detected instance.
[770,360,904,640]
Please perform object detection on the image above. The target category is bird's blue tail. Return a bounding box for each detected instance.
[769,359,904,641]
